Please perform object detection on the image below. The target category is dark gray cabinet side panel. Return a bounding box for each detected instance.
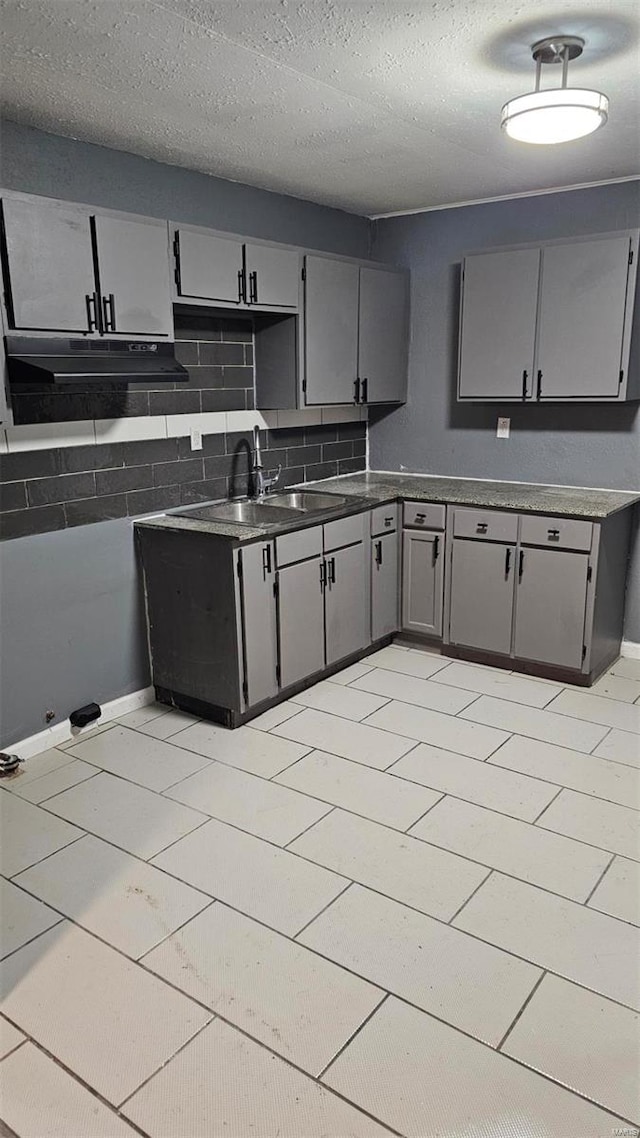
[536,237,632,399]
[402,530,444,637]
[590,512,632,675]
[176,228,244,303]
[239,542,278,707]
[93,215,173,337]
[277,557,325,689]
[358,266,408,403]
[371,532,400,641]
[448,539,515,655]
[2,197,96,332]
[514,547,589,670]
[245,243,299,309]
[304,256,359,405]
[325,541,369,665]
[458,248,540,400]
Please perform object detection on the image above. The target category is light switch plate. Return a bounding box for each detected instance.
[497,417,510,439]
[190,427,203,450]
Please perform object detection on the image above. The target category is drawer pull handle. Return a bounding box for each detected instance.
[476,522,488,534]
[415,513,425,523]
[505,548,511,575]
[433,535,439,563]
[519,550,525,579]
[547,529,560,540]
[374,540,383,566]
[384,516,394,526]
[262,544,272,577]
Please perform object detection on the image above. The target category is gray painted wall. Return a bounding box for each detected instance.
[370,180,640,641]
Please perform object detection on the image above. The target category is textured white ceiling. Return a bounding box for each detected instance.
[0,0,638,216]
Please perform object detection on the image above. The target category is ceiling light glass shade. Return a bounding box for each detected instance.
[501,87,608,144]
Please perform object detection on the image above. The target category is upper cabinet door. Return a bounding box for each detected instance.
[93,215,173,337]
[2,197,96,333]
[304,256,360,405]
[244,244,299,309]
[535,236,633,400]
[459,248,540,400]
[175,228,244,304]
[358,266,408,404]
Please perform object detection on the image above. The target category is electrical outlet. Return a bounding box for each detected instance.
[497,417,510,439]
[190,427,203,451]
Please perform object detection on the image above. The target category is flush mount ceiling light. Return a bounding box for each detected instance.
[501,36,609,145]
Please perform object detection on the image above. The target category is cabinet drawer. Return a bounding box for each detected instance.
[520,515,593,552]
[403,501,446,530]
[453,507,518,543]
[370,503,398,536]
[275,525,322,567]
[324,512,366,553]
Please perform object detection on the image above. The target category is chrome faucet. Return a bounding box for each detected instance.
[252,426,281,500]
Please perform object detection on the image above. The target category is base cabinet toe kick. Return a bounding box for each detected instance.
[136,496,633,728]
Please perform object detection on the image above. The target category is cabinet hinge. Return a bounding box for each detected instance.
[276,663,281,686]
[582,644,587,662]
[173,234,181,290]
[619,370,624,386]
[301,266,306,281]
[586,564,592,582]
[236,553,243,579]
[273,577,279,599]
[242,679,249,703]
[629,248,634,265]
[302,379,307,394]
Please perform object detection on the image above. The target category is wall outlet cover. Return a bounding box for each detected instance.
[190,427,203,450]
[497,417,510,439]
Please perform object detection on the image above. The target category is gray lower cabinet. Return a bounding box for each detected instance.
[402,530,444,637]
[238,541,279,706]
[325,541,369,665]
[513,547,589,670]
[358,266,409,404]
[93,214,173,337]
[448,539,516,655]
[371,531,400,641]
[277,554,325,689]
[304,255,360,405]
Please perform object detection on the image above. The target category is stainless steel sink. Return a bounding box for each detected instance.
[265,491,347,512]
[179,500,302,525]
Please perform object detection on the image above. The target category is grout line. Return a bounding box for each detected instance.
[582,853,617,907]
[282,804,337,849]
[446,869,494,925]
[0,916,66,966]
[402,792,446,832]
[0,1037,28,1063]
[495,970,547,1052]
[316,991,390,1081]
[291,879,355,940]
[116,1015,216,1112]
[531,785,564,824]
[13,769,102,807]
[5,831,87,882]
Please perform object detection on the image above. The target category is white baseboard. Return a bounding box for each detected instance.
[5,686,155,761]
[621,640,640,661]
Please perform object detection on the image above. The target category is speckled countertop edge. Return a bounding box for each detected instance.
[134,471,640,543]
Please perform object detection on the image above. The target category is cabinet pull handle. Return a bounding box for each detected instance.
[518,550,525,579]
[505,547,511,575]
[85,292,99,332]
[354,378,361,404]
[476,522,488,534]
[329,557,336,585]
[415,513,425,524]
[102,293,116,332]
[536,369,543,400]
[384,516,394,526]
[547,528,560,541]
[361,377,368,403]
[433,535,440,563]
[249,270,258,303]
[262,544,272,577]
[319,561,326,591]
[522,369,529,400]
[374,540,382,566]
[237,269,246,304]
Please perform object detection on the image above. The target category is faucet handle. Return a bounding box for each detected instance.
[263,464,282,492]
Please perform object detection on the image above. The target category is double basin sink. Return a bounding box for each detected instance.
[177,490,349,527]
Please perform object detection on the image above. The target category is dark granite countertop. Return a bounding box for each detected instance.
[134,471,640,543]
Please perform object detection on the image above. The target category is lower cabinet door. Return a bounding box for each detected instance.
[371,532,400,641]
[448,539,515,655]
[325,542,369,666]
[402,530,444,636]
[277,556,325,689]
[514,547,589,670]
[239,542,278,707]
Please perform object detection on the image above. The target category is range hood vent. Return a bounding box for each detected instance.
[5,336,189,386]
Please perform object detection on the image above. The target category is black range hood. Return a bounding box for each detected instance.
[5,336,189,385]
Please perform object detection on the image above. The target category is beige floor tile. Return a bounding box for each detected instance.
[364,645,450,678]
[272,707,417,769]
[593,728,640,769]
[352,668,477,714]
[0,879,61,960]
[65,725,210,792]
[366,701,509,760]
[609,656,640,682]
[458,695,608,752]
[0,790,83,878]
[545,689,640,735]
[58,721,116,750]
[430,661,562,708]
[390,743,557,821]
[326,660,375,685]
[503,974,640,1123]
[588,856,640,925]
[454,873,640,1011]
[135,709,200,739]
[169,720,310,777]
[489,735,640,809]
[0,922,210,1106]
[11,760,97,805]
[164,760,331,845]
[590,672,640,704]
[276,750,442,830]
[152,817,348,936]
[410,797,611,901]
[45,772,206,859]
[323,996,625,1138]
[2,747,74,789]
[248,700,302,732]
[290,808,488,921]
[14,834,210,959]
[537,789,640,862]
[0,1043,139,1138]
[290,679,390,721]
[0,1017,25,1060]
[143,902,383,1075]
[123,1017,391,1137]
[300,885,540,1046]
[118,702,172,729]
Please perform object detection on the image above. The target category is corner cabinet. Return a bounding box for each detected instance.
[458,230,639,403]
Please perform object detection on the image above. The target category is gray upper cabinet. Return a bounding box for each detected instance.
[458,248,540,401]
[277,555,325,689]
[2,197,97,333]
[513,547,589,671]
[304,256,360,405]
[175,228,244,305]
[535,236,634,400]
[402,530,444,637]
[93,214,173,337]
[244,244,299,309]
[325,540,369,665]
[239,541,279,707]
[358,266,409,404]
[448,539,516,656]
[371,530,400,641]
